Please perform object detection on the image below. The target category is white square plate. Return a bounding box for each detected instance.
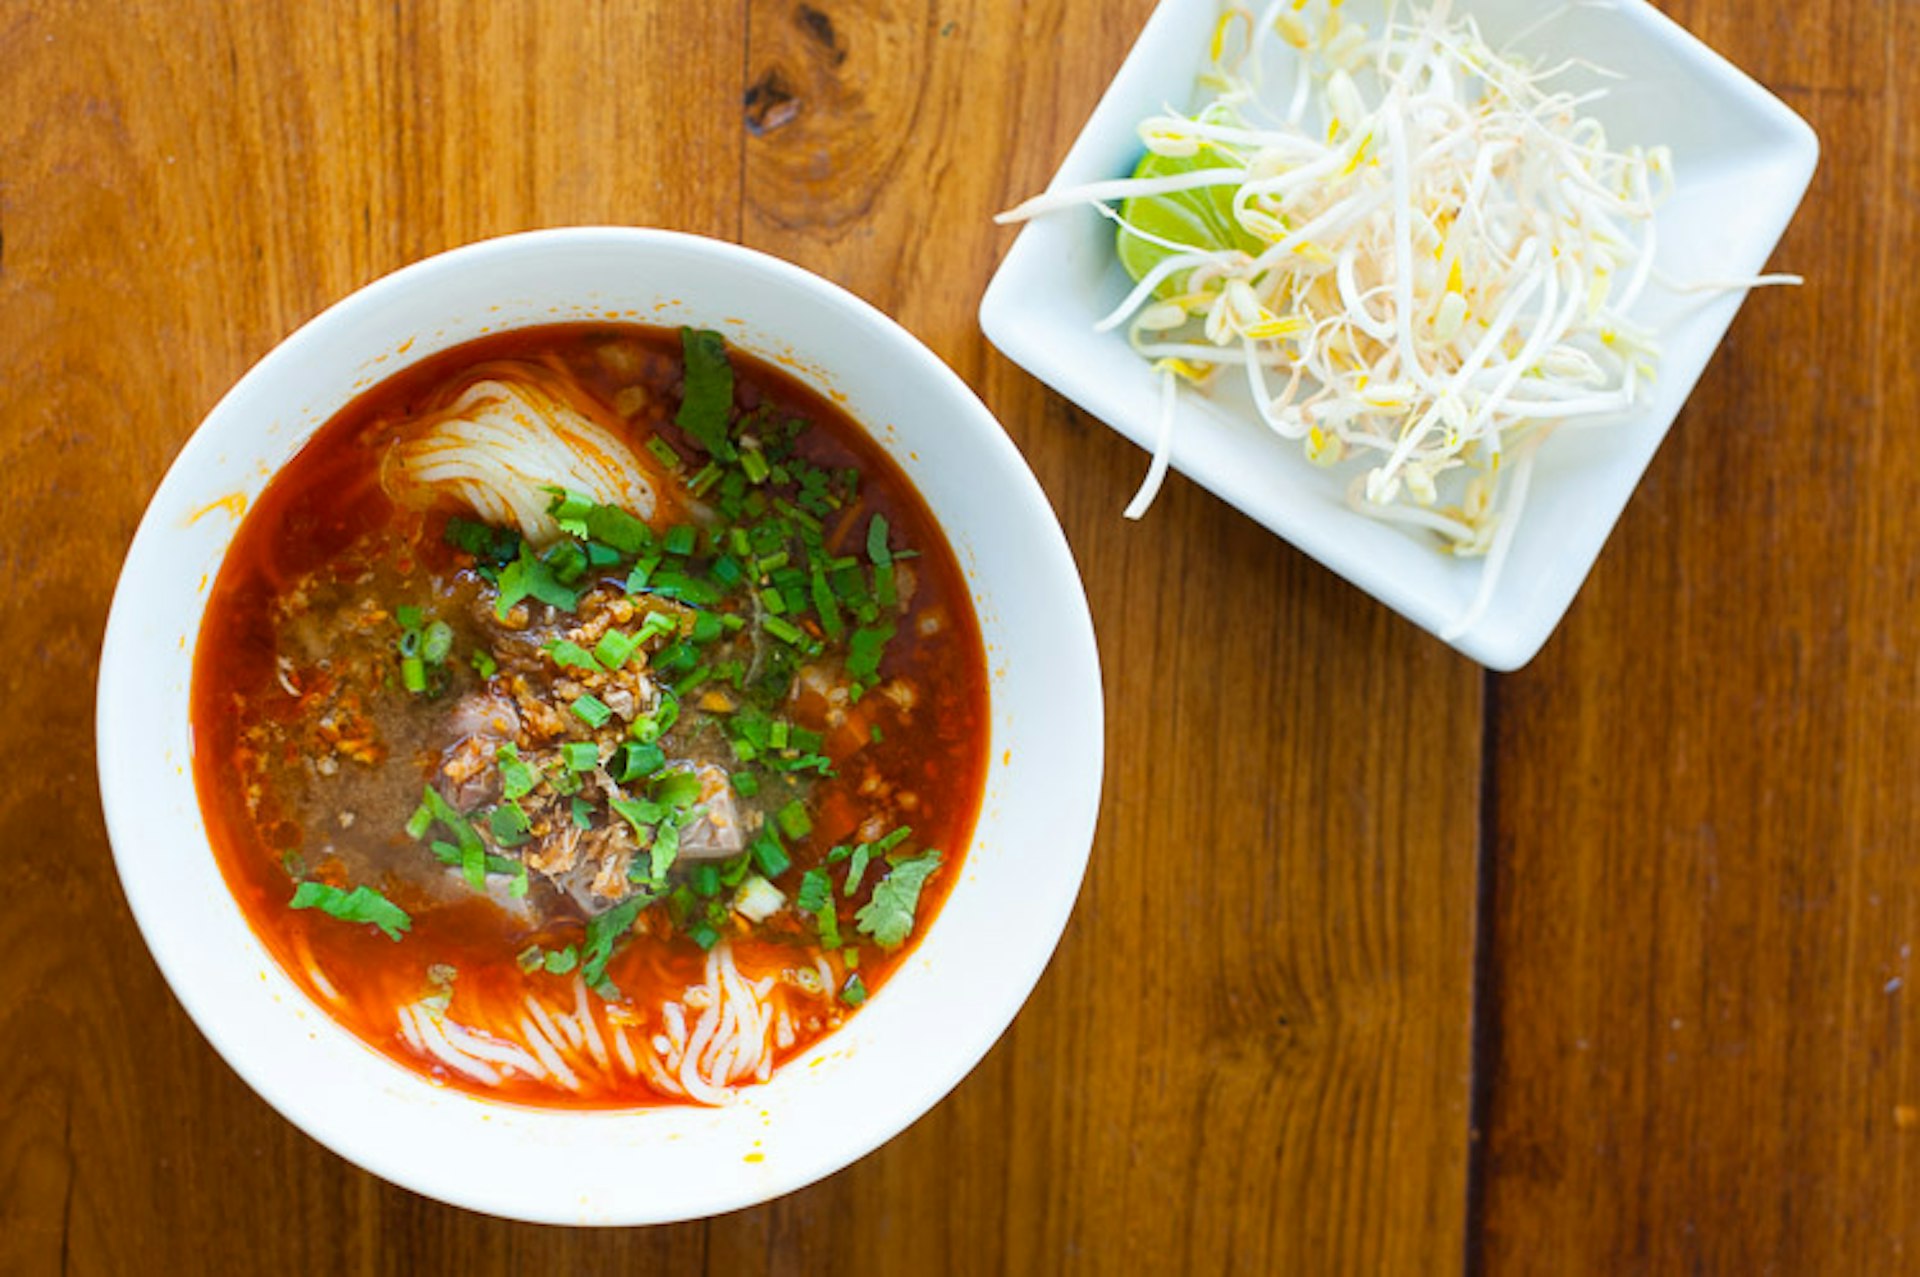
[981,0,1818,669]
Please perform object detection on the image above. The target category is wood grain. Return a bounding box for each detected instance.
[1474,2,1920,1273]
[2,0,1909,1273]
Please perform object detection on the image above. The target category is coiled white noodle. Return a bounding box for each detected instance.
[387,366,663,546]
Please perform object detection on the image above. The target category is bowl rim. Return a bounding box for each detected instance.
[96,226,1105,1223]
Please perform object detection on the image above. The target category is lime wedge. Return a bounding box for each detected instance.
[1116,146,1263,299]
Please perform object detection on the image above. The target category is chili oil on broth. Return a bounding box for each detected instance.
[192,323,989,1109]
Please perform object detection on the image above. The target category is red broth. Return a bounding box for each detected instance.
[192,324,988,1107]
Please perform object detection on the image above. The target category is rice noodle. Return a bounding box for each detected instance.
[386,362,668,545]
[387,946,783,1106]
[409,1007,505,1086]
[612,1024,640,1077]
[625,941,784,1106]
[573,979,612,1072]
[516,1012,582,1091]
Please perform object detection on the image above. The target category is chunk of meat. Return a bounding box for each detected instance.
[678,764,746,861]
[439,692,523,807]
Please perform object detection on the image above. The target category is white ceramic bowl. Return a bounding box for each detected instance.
[97,228,1103,1223]
[981,0,1818,669]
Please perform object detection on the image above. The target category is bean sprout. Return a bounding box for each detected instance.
[999,0,1799,639]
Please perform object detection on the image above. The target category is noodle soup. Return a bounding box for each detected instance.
[193,323,989,1107]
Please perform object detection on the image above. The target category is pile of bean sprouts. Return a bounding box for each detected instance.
[1000,0,1792,638]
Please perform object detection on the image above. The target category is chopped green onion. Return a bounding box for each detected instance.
[615,741,666,782]
[645,436,684,472]
[571,694,613,728]
[751,829,791,879]
[663,524,697,556]
[731,770,760,798]
[421,620,454,665]
[761,615,808,647]
[470,649,498,678]
[547,638,602,672]
[636,611,680,643]
[594,629,641,670]
[652,639,697,674]
[739,445,771,484]
[625,554,662,592]
[400,655,426,693]
[775,800,812,840]
[561,741,600,772]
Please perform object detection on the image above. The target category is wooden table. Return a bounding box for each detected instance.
[2,1,1909,1271]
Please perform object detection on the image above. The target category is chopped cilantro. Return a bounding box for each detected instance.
[840,973,868,1007]
[488,801,531,848]
[586,504,652,555]
[496,744,537,800]
[581,894,652,998]
[866,513,893,566]
[676,328,736,458]
[796,867,832,915]
[855,850,941,948]
[444,517,521,565]
[495,542,581,618]
[651,768,704,809]
[846,622,895,682]
[289,881,411,942]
